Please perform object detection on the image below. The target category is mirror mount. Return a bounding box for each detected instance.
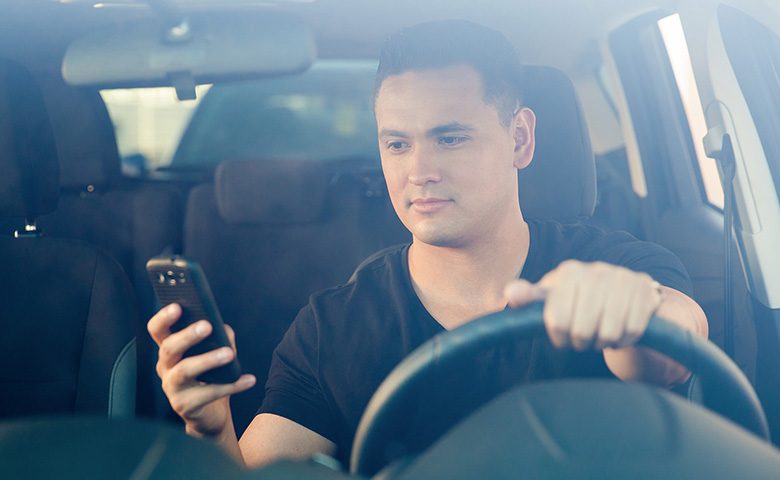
[146,0,192,43]
[168,70,197,101]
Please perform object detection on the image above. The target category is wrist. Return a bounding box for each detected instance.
[184,421,231,441]
[184,423,206,438]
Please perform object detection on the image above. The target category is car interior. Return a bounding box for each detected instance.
[1,0,780,478]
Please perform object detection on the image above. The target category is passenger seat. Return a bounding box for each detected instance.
[29,76,185,417]
[33,76,184,321]
[184,158,409,433]
[0,59,137,419]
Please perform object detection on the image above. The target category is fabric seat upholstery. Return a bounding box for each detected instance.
[518,65,596,221]
[33,76,184,322]
[0,59,137,419]
[27,77,186,417]
[185,158,409,433]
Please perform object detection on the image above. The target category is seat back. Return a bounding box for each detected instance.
[0,59,137,419]
[518,65,596,222]
[185,158,409,432]
[33,76,184,321]
[25,77,186,417]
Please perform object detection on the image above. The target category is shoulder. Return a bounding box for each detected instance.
[273,243,409,367]
[530,219,661,262]
[531,219,632,250]
[301,242,409,322]
[528,219,693,296]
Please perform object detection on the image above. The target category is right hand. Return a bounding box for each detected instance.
[147,303,256,438]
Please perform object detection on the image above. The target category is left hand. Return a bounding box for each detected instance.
[504,260,664,351]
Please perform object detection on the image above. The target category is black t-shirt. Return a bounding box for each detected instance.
[258,220,693,465]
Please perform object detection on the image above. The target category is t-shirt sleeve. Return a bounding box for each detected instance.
[257,304,338,443]
[589,231,694,298]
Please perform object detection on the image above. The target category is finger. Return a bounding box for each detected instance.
[225,324,237,351]
[620,277,661,348]
[543,261,583,348]
[147,303,183,345]
[569,264,611,351]
[537,260,571,291]
[158,319,213,370]
[164,346,235,393]
[594,270,635,350]
[504,279,546,308]
[172,375,256,419]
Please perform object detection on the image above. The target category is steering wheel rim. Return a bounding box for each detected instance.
[350,301,769,477]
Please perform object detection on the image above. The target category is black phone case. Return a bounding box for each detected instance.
[146,256,242,384]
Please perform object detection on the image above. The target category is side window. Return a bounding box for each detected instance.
[719,5,780,201]
[658,14,724,209]
[609,11,722,212]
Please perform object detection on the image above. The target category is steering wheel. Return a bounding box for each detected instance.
[350,301,769,477]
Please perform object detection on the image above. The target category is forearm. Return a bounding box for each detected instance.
[186,416,245,467]
[239,413,337,470]
[604,287,708,386]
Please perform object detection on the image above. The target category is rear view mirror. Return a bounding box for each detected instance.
[62,12,316,94]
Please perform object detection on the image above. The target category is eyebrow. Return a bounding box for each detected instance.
[378,122,475,139]
[426,122,475,137]
[378,129,407,139]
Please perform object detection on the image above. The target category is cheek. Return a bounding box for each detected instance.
[381,160,406,200]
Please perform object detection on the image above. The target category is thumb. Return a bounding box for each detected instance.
[504,279,546,309]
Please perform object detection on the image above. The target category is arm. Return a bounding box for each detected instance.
[147,303,256,464]
[603,285,707,385]
[239,413,336,469]
[505,260,709,387]
[148,304,336,468]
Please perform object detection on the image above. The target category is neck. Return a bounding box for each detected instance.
[408,210,530,329]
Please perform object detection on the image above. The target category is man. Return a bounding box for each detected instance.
[147,20,708,469]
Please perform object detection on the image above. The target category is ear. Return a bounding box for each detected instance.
[512,107,536,170]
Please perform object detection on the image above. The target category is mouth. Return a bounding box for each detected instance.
[410,197,453,213]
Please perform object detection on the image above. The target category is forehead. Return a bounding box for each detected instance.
[376,65,485,99]
[374,65,500,129]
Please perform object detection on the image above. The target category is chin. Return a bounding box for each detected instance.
[411,224,465,248]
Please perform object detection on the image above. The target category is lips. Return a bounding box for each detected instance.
[410,197,452,213]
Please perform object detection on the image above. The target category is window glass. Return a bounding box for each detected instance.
[658,13,724,209]
[100,85,212,173]
[170,60,378,170]
[100,60,379,175]
[610,11,710,212]
[719,5,780,202]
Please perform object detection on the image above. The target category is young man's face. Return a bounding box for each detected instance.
[374,65,535,248]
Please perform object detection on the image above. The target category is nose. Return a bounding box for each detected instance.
[407,145,441,186]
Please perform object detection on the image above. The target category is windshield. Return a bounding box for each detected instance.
[170,59,379,169]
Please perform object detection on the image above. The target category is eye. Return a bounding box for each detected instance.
[438,135,468,147]
[385,140,410,153]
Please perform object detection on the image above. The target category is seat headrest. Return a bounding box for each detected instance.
[215,66,594,226]
[215,159,330,224]
[37,77,122,190]
[519,65,595,222]
[0,59,59,220]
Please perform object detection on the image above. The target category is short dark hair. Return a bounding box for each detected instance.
[374,20,525,126]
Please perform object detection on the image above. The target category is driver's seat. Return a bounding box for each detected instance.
[517,65,596,222]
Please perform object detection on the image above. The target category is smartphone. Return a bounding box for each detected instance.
[146,255,242,384]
